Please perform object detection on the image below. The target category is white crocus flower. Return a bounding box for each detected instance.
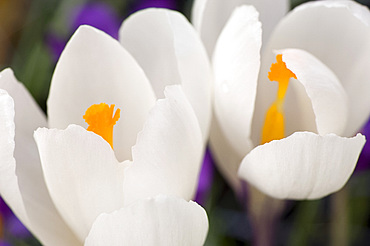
[192,0,289,193]
[84,195,208,246]
[118,8,212,143]
[0,8,210,246]
[194,0,370,199]
[192,0,289,56]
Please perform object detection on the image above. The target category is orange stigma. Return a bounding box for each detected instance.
[83,103,120,149]
[261,54,297,144]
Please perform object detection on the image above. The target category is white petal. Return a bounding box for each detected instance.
[208,116,243,193]
[119,8,212,141]
[191,0,289,55]
[0,68,47,135]
[34,125,126,242]
[238,132,366,200]
[0,71,80,245]
[213,5,261,158]
[122,85,203,206]
[48,25,156,162]
[281,49,348,136]
[0,89,29,228]
[266,1,370,136]
[85,195,208,246]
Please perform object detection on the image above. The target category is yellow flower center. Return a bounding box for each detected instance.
[261,54,297,144]
[83,103,120,149]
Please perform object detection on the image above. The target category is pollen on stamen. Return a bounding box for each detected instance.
[261,54,297,145]
[268,54,297,83]
[83,103,120,149]
[268,54,297,100]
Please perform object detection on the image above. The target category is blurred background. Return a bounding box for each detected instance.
[0,0,370,245]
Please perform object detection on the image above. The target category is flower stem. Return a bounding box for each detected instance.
[330,187,349,246]
[247,186,285,246]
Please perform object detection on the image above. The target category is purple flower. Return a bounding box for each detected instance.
[70,3,121,39]
[195,148,214,205]
[46,33,66,63]
[356,118,370,171]
[47,2,121,62]
[0,198,31,242]
[131,0,177,12]
[0,198,11,219]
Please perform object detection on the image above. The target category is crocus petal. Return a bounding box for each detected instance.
[0,70,80,245]
[238,132,366,200]
[119,8,212,141]
[282,49,348,136]
[0,89,29,230]
[191,0,289,55]
[265,0,370,136]
[85,195,208,246]
[122,85,203,206]
[0,70,47,187]
[252,49,348,146]
[213,5,261,158]
[48,25,156,162]
[208,118,243,193]
[34,125,126,242]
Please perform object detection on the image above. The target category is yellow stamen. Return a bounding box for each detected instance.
[83,103,120,149]
[261,54,297,144]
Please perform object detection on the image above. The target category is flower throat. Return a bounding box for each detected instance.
[261,54,297,145]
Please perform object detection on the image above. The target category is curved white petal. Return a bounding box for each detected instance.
[191,0,289,55]
[119,8,212,141]
[238,132,366,200]
[48,25,156,162]
[209,117,243,193]
[281,49,348,136]
[0,89,29,229]
[0,70,80,245]
[34,125,126,242]
[266,1,370,136]
[85,195,208,246]
[213,5,261,158]
[122,85,203,206]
